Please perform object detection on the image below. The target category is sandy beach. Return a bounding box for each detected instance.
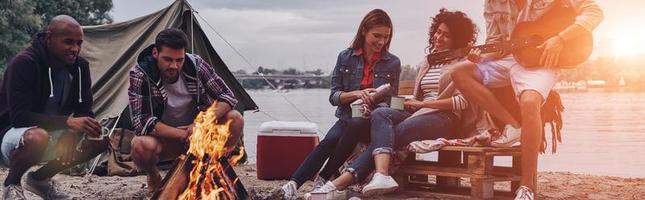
[2,164,644,200]
[2,90,643,199]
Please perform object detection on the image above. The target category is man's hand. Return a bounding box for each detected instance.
[538,35,565,68]
[404,99,424,112]
[178,124,194,142]
[468,48,507,64]
[466,48,483,63]
[213,101,233,120]
[66,116,101,136]
[55,132,78,166]
[153,122,194,142]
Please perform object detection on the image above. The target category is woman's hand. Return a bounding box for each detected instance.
[354,88,376,107]
[361,104,372,119]
[404,99,424,112]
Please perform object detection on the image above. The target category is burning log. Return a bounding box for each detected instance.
[151,102,248,200]
[217,157,248,199]
[152,154,248,199]
[152,155,190,199]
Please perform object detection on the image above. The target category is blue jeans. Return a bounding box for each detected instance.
[290,118,369,187]
[346,107,458,182]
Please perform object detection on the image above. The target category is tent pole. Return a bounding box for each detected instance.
[191,8,195,54]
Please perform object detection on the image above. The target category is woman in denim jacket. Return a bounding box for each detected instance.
[281,9,401,199]
[307,9,479,199]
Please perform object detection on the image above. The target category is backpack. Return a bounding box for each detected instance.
[490,87,565,153]
[106,128,144,176]
[541,91,564,153]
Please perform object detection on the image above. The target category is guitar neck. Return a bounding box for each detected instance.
[476,38,537,54]
[475,43,510,54]
[430,43,508,63]
[428,37,539,65]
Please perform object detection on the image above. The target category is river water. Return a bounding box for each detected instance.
[240,89,645,178]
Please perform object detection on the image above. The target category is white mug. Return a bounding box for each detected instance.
[390,96,405,110]
[85,126,109,141]
[351,104,363,118]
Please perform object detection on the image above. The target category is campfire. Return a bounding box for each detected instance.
[152,102,248,200]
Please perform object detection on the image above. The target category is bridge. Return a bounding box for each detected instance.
[233,74,328,81]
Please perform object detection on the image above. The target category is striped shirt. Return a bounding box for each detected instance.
[419,65,442,101]
[418,62,468,111]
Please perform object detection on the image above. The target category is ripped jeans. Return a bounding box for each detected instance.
[290,118,370,187]
[344,107,457,182]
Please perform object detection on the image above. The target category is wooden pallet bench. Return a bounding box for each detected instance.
[395,146,522,200]
[394,80,525,199]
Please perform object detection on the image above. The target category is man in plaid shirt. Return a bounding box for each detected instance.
[127,28,243,196]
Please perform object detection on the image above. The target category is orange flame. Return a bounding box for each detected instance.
[177,102,242,200]
[228,146,245,166]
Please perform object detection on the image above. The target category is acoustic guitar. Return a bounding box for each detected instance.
[429,3,592,69]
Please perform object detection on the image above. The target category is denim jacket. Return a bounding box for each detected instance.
[329,48,401,119]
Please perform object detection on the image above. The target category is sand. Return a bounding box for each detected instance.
[1,165,644,200]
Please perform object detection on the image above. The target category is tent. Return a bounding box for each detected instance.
[81,0,257,126]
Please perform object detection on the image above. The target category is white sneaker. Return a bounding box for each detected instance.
[281,181,298,200]
[361,172,399,196]
[304,181,346,200]
[491,125,521,147]
[313,176,327,190]
[514,186,534,200]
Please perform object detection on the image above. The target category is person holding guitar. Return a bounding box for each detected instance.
[450,0,603,199]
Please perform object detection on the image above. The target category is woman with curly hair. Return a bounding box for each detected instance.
[305,9,479,199]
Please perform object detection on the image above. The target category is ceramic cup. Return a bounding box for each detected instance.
[351,104,363,118]
[390,96,405,110]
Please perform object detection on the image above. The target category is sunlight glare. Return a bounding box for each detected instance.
[611,28,645,58]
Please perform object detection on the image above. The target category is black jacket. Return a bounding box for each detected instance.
[0,32,94,137]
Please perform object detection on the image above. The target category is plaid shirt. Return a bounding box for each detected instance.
[128,52,238,135]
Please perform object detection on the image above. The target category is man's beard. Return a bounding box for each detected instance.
[162,69,179,83]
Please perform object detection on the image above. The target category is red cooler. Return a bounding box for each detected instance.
[256,121,319,180]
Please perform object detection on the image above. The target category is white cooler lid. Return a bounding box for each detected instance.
[259,121,319,134]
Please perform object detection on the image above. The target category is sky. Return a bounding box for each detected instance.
[111,0,645,73]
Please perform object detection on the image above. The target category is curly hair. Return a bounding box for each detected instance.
[426,8,478,54]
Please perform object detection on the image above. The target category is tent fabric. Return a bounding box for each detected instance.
[80,0,257,123]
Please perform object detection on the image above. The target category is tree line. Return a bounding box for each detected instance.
[0,0,113,76]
